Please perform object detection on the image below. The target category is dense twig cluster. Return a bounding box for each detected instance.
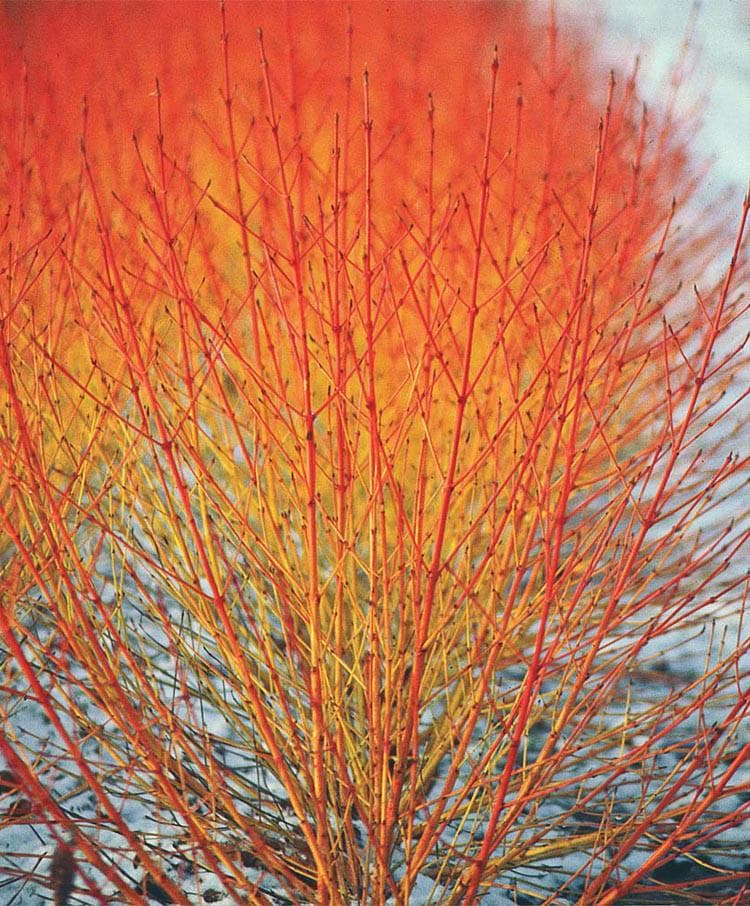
[0,2,748,904]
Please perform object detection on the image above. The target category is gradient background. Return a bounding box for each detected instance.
[556,0,748,196]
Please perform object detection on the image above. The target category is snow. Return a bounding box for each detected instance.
[553,0,749,195]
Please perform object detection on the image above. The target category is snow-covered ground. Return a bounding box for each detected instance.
[554,0,749,196]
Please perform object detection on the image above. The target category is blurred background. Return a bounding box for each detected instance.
[553,0,748,197]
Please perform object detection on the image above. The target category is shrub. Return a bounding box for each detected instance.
[0,2,748,904]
